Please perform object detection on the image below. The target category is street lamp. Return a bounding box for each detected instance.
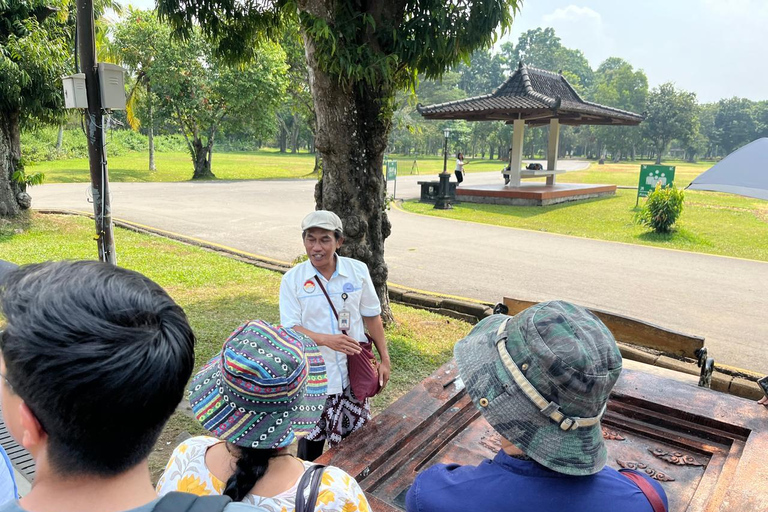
[435,128,452,209]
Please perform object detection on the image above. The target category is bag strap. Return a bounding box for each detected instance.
[154,492,232,512]
[313,277,347,336]
[620,469,667,512]
[295,464,326,512]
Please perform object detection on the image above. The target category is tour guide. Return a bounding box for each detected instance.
[280,210,391,461]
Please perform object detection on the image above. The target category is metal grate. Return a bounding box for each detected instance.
[0,403,35,483]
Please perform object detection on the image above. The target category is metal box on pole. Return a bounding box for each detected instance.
[97,63,126,110]
[62,73,88,109]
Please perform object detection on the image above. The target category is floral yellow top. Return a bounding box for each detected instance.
[156,436,370,512]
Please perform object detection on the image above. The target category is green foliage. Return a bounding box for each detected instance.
[11,167,44,186]
[637,184,685,233]
[112,10,289,177]
[501,27,594,91]
[0,0,69,127]
[642,83,699,163]
[158,0,519,92]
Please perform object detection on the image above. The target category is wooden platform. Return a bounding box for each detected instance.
[456,182,616,206]
[317,360,768,512]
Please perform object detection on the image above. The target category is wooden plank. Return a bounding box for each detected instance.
[320,360,767,512]
[502,297,704,357]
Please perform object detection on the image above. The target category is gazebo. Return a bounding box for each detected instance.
[418,62,644,205]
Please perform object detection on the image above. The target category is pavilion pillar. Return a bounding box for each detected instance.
[508,118,525,187]
[546,118,560,185]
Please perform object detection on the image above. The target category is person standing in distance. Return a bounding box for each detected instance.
[280,210,391,461]
[454,152,466,185]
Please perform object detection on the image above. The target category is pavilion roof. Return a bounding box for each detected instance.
[417,62,644,126]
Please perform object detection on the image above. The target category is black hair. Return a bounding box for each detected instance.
[457,152,464,159]
[0,260,195,477]
[223,447,279,502]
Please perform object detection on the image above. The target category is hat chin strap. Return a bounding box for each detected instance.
[494,318,606,432]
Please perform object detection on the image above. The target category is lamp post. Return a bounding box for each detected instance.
[434,128,452,209]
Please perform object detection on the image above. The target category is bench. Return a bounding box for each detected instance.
[418,181,458,202]
[503,168,566,185]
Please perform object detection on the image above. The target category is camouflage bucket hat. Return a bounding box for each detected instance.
[454,301,622,476]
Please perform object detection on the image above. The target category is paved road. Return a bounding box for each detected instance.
[31,169,768,374]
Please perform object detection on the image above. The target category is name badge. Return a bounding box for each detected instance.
[338,309,351,330]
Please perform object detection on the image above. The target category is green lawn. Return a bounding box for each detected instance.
[0,213,472,478]
[28,149,318,182]
[401,188,768,262]
[558,160,714,187]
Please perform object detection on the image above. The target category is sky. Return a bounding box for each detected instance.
[122,0,766,103]
[497,0,766,103]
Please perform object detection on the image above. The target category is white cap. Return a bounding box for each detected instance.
[301,210,343,233]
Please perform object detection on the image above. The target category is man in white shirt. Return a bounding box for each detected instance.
[280,210,391,461]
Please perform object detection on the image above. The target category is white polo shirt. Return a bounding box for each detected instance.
[280,255,382,395]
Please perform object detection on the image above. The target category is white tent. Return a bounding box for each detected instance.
[688,138,768,200]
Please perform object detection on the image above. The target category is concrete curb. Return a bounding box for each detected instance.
[36,209,765,403]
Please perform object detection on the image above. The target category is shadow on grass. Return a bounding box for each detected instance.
[0,213,32,243]
[636,227,713,247]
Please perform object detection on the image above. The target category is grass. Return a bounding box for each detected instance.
[28,149,318,183]
[558,160,714,187]
[401,188,768,262]
[0,213,472,479]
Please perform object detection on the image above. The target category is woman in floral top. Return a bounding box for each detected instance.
[156,320,370,512]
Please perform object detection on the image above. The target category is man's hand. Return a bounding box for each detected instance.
[319,333,362,355]
[377,358,391,389]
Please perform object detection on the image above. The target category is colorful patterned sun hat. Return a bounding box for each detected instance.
[189,320,328,449]
[454,301,623,476]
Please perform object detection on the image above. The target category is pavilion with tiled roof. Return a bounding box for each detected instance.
[418,61,644,127]
[416,62,644,205]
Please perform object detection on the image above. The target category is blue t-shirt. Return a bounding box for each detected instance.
[406,450,668,512]
[0,446,17,504]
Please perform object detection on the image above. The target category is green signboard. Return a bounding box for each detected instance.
[385,160,397,180]
[637,164,675,204]
[384,159,398,198]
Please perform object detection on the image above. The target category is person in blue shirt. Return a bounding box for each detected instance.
[406,301,669,512]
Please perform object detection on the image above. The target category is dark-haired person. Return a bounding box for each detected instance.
[454,152,465,185]
[157,320,370,511]
[280,210,391,461]
[0,260,230,512]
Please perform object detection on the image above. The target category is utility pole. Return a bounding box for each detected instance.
[77,0,117,264]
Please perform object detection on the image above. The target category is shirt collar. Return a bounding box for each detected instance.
[492,450,559,477]
[307,254,348,281]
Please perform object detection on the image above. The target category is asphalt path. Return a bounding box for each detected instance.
[29,163,768,374]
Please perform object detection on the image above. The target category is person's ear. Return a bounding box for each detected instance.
[18,402,46,451]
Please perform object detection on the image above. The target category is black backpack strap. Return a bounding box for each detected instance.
[154,492,232,512]
[295,464,326,512]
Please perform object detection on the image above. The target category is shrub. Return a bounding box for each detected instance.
[637,183,685,233]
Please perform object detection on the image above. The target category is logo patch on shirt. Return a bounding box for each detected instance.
[303,280,316,293]
[343,282,354,293]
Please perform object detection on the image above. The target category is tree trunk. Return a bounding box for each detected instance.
[148,85,156,171]
[303,30,393,323]
[191,138,215,179]
[278,124,288,153]
[56,125,64,151]
[0,110,26,217]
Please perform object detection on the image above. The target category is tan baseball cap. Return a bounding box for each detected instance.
[301,210,343,232]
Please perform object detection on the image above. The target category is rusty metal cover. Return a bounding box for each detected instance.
[317,361,768,512]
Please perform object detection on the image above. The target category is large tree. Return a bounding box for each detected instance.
[501,27,594,90]
[158,0,519,320]
[642,82,698,164]
[714,97,758,154]
[111,8,164,171]
[591,58,648,161]
[114,11,288,179]
[1,0,68,217]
